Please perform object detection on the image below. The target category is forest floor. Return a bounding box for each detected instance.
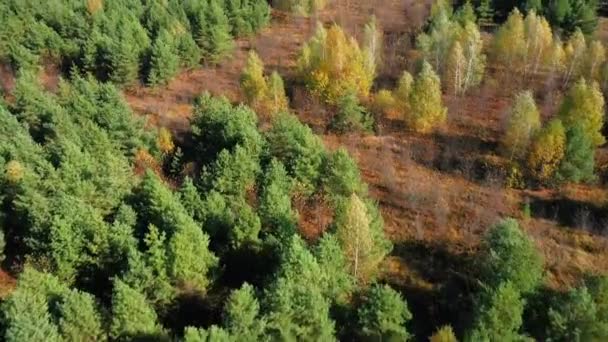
[2,0,608,335]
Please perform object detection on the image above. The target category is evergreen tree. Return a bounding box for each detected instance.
[476,0,495,27]
[331,91,373,133]
[357,284,412,341]
[406,61,447,133]
[57,290,105,342]
[557,124,596,184]
[200,0,234,63]
[502,91,541,160]
[110,279,165,340]
[148,30,180,86]
[322,148,367,197]
[224,283,266,340]
[479,218,543,295]
[314,233,355,303]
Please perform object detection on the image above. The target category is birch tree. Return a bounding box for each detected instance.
[336,193,374,282]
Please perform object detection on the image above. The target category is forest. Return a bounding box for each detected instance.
[1,0,608,341]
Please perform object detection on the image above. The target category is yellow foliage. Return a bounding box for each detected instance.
[157,127,175,154]
[298,23,375,103]
[372,89,397,118]
[5,160,24,183]
[527,119,566,183]
[430,325,458,342]
[406,62,447,133]
[502,91,541,159]
[87,0,103,15]
[240,51,268,106]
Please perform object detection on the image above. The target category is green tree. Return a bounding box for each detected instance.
[148,30,180,86]
[468,282,526,342]
[110,279,165,340]
[476,0,495,27]
[224,283,266,340]
[430,325,458,342]
[331,91,373,133]
[502,91,541,160]
[557,124,596,184]
[315,233,355,303]
[200,0,234,62]
[357,284,412,341]
[479,218,543,295]
[57,290,106,342]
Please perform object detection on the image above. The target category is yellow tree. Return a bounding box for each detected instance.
[264,71,289,115]
[559,79,606,146]
[564,29,587,86]
[336,193,374,282]
[363,15,383,77]
[298,23,374,103]
[493,9,526,73]
[430,325,458,342]
[527,119,566,183]
[458,21,485,93]
[407,61,447,133]
[523,11,554,75]
[583,40,606,82]
[502,91,541,160]
[445,41,465,95]
[240,50,268,106]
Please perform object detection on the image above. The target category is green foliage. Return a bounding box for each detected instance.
[330,91,374,133]
[224,283,266,340]
[480,218,543,295]
[265,113,326,194]
[406,61,447,133]
[430,325,459,342]
[322,148,367,198]
[357,284,412,341]
[259,159,298,238]
[272,0,329,16]
[468,282,526,342]
[57,290,105,342]
[148,30,180,86]
[110,279,165,340]
[556,123,596,184]
[314,233,355,303]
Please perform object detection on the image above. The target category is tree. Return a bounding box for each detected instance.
[479,218,543,295]
[331,91,373,133]
[468,282,526,342]
[523,10,554,75]
[322,148,366,197]
[583,40,606,82]
[363,15,383,76]
[240,50,268,106]
[446,41,466,95]
[430,325,458,342]
[357,284,412,341]
[476,0,495,28]
[259,159,297,238]
[57,290,105,342]
[298,23,374,103]
[526,119,566,183]
[224,283,266,340]
[406,61,447,133]
[556,124,596,184]
[265,71,289,115]
[502,91,541,160]
[110,279,164,340]
[564,29,587,86]
[335,193,376,283]
[314,233,355,303]
[454,1,477,25]
[183,326,232,342]
[558,79,605,147]
[148,30,180,86]
[492,9,526,73]
[200,0,234,62]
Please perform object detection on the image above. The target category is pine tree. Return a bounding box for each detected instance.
[527,119,566,183]
[314,233,355,303]
[406,61,447,133]
[224,283,266,340]
[200,0,234,63]
[331,91,373,133]
[476,0,495,28]
[57,290,105,342]
[358,284,412,341]
[110,279,164,340]
[454,1,477,25]
[480,218,543,295]
[558,79,605,146]
[148,30,180,86]
[469,282,526,341]
[240,50,268,106]
[502,91,541,160]
[557,124,596,184]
